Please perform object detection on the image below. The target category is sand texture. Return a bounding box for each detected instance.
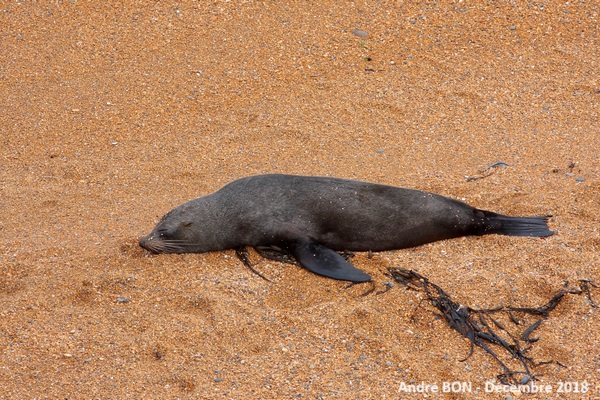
[1,1,599,399]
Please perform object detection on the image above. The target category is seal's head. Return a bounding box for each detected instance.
[139,205,198,254]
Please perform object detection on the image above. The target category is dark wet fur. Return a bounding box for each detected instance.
[139,174,555,282]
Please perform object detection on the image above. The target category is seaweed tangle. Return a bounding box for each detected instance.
[387,267,597,385]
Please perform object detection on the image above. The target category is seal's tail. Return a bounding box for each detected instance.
[480,211,555,237]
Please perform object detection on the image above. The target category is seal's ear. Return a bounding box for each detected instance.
[182,221,193,227]
[290,238,371,282]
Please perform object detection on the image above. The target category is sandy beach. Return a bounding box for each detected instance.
[1,1,598,398]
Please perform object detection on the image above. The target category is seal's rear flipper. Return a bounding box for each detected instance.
[479,211,555,237]
[290,239,371,282]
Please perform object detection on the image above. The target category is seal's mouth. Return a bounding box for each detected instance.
[139,234,161,254]
[138,233,192,254]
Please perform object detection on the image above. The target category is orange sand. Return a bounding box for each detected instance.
[1,2,598,399]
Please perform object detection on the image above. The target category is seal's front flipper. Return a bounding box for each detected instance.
[290,239,371,282]
[255,245,297,265]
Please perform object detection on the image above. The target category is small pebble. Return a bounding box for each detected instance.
[485,161,508,169]
[116,297,130,303]
[352,29,369,37]
[575,177,585,183]
[520,375,530,384]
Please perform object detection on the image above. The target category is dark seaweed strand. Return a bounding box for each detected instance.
[234,247,272,282]
[578,279,598,308]
[386,267,598,385]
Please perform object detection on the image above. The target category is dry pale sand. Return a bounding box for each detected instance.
[1,1,599,399]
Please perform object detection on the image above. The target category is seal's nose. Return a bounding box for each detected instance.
[139,232,168,254]
[138,234,153,252]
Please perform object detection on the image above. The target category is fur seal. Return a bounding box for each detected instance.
[139,174,554,282]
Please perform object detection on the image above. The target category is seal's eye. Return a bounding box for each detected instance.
[157,228,168,237]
